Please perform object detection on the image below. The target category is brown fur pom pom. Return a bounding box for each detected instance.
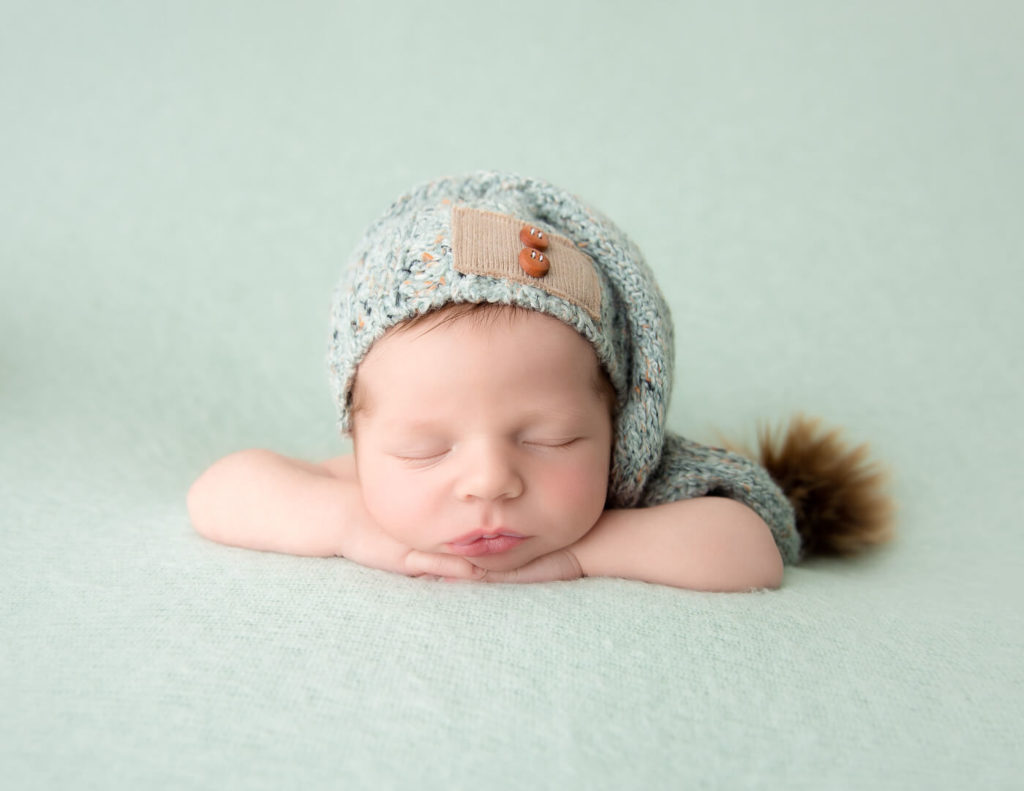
[726,415,895,557]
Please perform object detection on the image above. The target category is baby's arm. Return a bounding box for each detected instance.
[570,498,784,591]
[187,451,422,575]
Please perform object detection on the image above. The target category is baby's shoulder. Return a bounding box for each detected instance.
[318,454,357,481]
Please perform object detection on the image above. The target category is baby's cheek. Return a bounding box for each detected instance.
[363,479,409,523]
[540,464,607,516]
[360,474,437,545]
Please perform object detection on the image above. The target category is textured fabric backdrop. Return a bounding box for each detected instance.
[2,1,1022,788]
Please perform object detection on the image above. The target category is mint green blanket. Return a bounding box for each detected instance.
[3,2,1021,788]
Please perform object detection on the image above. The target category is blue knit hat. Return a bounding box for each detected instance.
[327,170,674,508]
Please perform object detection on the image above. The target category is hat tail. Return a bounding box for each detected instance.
[727,415,895,557]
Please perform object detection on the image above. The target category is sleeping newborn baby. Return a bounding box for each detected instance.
[188,172,892,590]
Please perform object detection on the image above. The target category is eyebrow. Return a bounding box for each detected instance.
[379,418,451,434]
[516,403,596,424]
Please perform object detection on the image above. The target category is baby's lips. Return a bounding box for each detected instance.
[446,535,527,557]
[449,528,525,547]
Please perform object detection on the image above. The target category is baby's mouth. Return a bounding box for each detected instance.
[447,529,526,557]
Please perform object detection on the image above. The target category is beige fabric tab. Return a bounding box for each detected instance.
[451,205,602,320]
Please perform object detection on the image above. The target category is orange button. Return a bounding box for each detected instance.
[518,247,550,278]
[519,226,549,251]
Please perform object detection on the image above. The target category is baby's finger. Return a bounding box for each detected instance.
[406,551,485,580]
[474,550,583,584]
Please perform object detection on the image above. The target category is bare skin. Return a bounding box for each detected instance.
[188,450,783,590]
[188,310,783,591]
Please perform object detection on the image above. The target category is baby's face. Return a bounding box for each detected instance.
[351,308,613,572]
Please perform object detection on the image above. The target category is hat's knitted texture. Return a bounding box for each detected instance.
[645,434,801,564]
[327,171,673,508]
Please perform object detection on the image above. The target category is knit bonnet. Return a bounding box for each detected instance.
[327,170,674,508]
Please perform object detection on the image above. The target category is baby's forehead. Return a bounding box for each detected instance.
[350,305,611,415]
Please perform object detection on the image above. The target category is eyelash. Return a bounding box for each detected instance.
[524,438,579,449]
[394,450,449,466]
[394,438,578,463]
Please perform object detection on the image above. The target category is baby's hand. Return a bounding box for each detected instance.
[405,547,583,584]
[342,513,459,579]
[340,516,418,576]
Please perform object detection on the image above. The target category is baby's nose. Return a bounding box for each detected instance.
[454,443,523,502]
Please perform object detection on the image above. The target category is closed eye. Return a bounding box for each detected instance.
[523,438,579,449]
[392,450,450,466]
